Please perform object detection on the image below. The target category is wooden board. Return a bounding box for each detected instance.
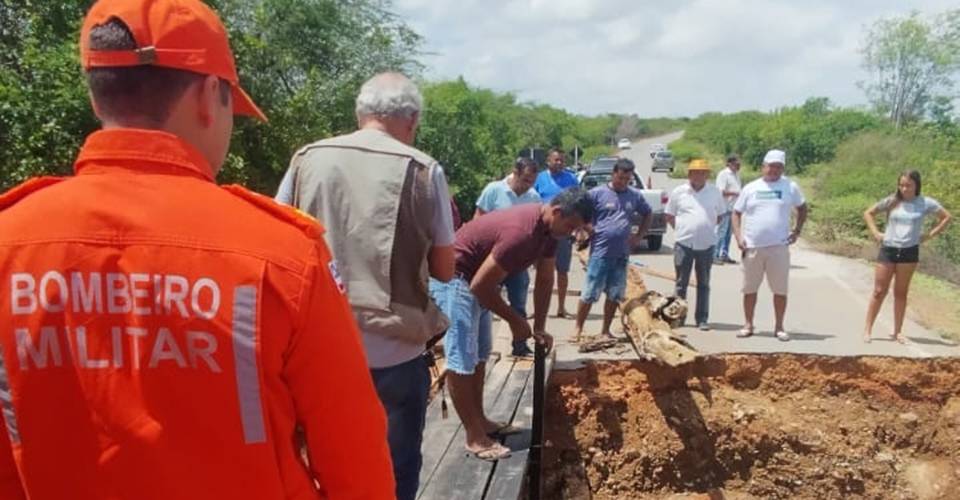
[418,355,506,498]
[483,353,555,500]
[418,358,516,499]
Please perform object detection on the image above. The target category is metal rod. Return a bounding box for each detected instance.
[528,341,546,500]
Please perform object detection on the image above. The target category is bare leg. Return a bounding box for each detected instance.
[447,372,498,451]
[573,300,592,342]
[773,294,787,332]
[743,293,757,331]
[556,272,570,317]
[600,299,618,337]
[892,263,918,343]
[863,263,895,342]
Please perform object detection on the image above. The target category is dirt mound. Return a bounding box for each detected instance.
[543,355,960,499]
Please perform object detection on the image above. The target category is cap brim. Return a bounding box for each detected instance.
[232,84,267,122]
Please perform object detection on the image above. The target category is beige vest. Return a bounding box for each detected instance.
[289,129,448,345]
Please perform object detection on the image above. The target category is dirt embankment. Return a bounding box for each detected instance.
[543,355,960,500]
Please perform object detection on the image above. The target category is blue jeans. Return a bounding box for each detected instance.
[370,354,431,500]
[715,212,733,259]
[428,277,492,375]
[675,243,714,325]
[581,256,628,304]
[502,269,530,317]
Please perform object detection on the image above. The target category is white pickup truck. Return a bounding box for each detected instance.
[575,156,668,251]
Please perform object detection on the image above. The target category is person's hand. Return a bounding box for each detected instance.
[533,330,554,353]
[872,230,884,244]
[736,236,747,251]
[787,230,800,245]
[508,317,533,342]
[921,233,932,244]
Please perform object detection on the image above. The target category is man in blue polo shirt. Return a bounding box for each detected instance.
[534,147,579,318]
[475,157,541,355]
[574,158,651,341]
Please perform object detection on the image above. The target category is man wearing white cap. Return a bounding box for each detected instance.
[731,149,808,341]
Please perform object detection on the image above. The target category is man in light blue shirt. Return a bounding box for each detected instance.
[475,157,541,216]
[474,157,541,354]
[534,147,579,318]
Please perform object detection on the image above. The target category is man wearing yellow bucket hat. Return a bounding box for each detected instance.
[665,159,727,330]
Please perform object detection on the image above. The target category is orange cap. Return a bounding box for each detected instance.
[80,0,267,122]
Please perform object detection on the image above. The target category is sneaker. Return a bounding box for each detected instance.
[697,323,711,331]
[511,339,535,358]
[722,256,738,264]
[713,258,724,266]
[775,330,790,342]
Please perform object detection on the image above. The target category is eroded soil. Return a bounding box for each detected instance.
[543,355,960,499]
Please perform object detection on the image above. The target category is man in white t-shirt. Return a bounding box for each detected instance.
[732,149,807,341]
[666,159,727,330]
[714,154,742,264]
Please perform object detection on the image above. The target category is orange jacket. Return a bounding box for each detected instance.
[0,129,395,499]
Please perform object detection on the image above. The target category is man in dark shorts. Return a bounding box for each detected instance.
[429,189,593,461]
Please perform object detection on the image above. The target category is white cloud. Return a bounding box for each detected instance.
[392,0,957,116]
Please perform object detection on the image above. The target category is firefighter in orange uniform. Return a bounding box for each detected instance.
[0,0,395,498]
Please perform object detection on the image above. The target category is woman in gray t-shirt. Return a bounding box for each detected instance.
[862,170,952,344]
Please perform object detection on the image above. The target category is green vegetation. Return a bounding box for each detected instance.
[0,0,422,194]
[0,0,621,216]
[861,10,960,128]
[683,98,884,173]
[415,79,621,218]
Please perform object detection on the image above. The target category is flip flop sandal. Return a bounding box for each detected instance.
[737,327,754,338]
[487,422,522,438]
[468,443,511,462]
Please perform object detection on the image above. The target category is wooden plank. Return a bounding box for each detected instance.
[483,352,555,500]
[418,358,523,500]
[418,355,510,499]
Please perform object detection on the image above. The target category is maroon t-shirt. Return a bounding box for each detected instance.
[454,203,558,282]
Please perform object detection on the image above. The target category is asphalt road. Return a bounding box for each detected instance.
[493,132,959,365]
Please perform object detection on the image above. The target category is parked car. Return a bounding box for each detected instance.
[617,138,632,150]
[577,157,668,252]
[649,143,666,158]
[652,150,675,173]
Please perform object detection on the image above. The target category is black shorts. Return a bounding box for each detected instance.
[878,245,919,264]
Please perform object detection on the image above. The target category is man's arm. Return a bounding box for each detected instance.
[636,196,653,238]
[732,210,746,250]
[789,204,808,244]
[471,255,531,341]
[429,165,456,282]
[287,254,395,498]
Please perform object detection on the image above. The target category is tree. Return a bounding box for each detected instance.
[860,9,960,128]
[0,0,421,193]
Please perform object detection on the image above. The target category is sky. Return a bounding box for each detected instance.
[392,0,956,117]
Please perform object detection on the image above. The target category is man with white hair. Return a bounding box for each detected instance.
[276,72,455,500]
[732,149,807,341]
